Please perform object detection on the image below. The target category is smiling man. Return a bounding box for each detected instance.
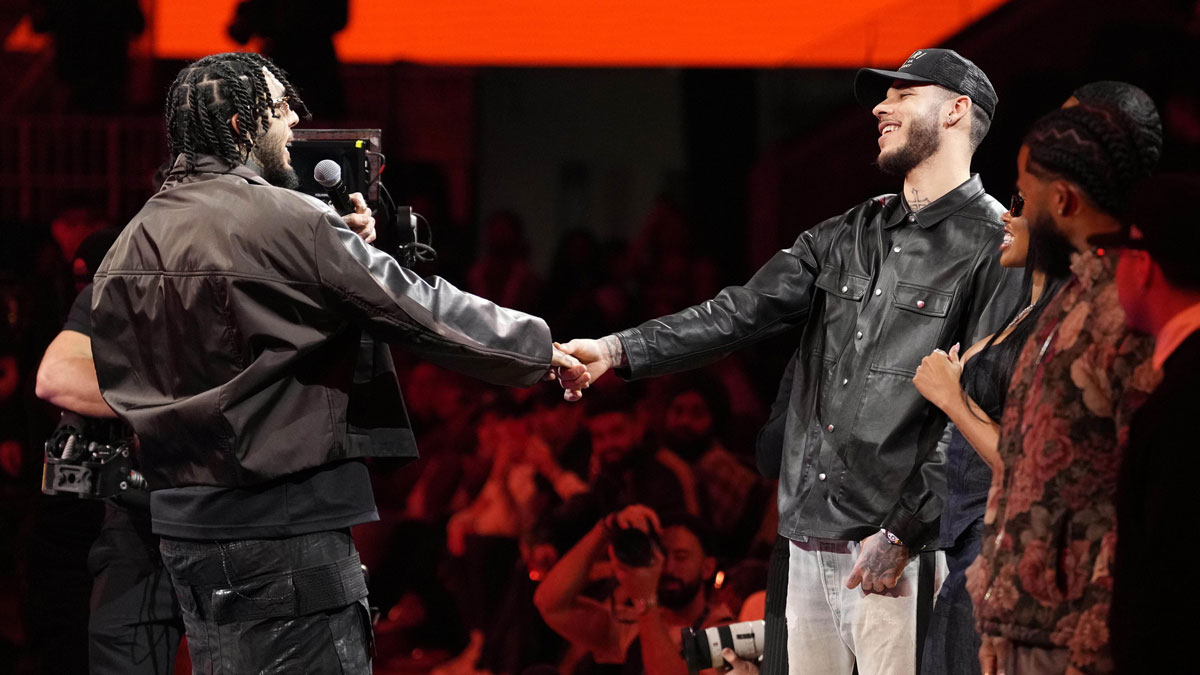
[559,49,1020,674]
[89,52,585,673]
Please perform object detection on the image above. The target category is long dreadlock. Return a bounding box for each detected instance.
[164,52,310,171]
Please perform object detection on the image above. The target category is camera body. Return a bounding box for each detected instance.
[610,526,663,567]
[41,412,144,500]
[680,620,766,674]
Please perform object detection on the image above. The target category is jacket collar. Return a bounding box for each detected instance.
[883,174,986,230]
[162,154,270,190]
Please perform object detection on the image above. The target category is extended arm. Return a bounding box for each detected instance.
[560,219,837,387]
[314,212,558,388]
[533,521,621,654]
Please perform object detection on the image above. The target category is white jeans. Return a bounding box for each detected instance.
[785,538,945,675]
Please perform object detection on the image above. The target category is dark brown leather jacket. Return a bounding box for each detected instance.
[92,156,552,489]
[617,175,1021,549]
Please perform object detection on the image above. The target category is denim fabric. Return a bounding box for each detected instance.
[785,539,945,675]
[158,529,371,675]
[921,518,983,675]
[937,429,991,549]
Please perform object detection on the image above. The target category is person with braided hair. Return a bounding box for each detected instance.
[965,103,1162,675]
[89,52,589,674]
[1064,81,1163,179]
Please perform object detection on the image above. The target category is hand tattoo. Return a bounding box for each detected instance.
[909,187,931,212]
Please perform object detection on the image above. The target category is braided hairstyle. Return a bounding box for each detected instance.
[164,52,309,171]
[1022,104,1141,218]
[1071,81,1162,178]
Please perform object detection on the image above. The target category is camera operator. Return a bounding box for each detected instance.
[34,230,185,675]
[534,504,737,675]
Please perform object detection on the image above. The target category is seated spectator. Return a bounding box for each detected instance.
[659,375,776,559]
[546,388,694,549]
[534,504,735,675]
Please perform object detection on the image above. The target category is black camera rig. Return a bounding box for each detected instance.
[41,412,146,500]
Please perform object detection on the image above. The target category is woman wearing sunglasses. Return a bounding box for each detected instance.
[912,193,1071,675]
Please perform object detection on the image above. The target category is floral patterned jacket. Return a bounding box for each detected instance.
[966,250,1159,673]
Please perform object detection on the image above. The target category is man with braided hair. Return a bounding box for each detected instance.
[966,103,1161,675]
[89,52,588,673]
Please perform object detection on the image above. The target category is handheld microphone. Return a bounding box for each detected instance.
[313,159,353,215]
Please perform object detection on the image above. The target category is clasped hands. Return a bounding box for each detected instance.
[544,335,626,401]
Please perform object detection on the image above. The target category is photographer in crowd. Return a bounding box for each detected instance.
[534,503,763,675]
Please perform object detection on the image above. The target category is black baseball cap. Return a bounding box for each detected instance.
[854,48,998,119]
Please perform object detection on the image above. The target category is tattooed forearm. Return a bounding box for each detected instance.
[909,187,931,211]
[600,335,627,369]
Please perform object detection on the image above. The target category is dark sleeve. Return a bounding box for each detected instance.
[960,237,1024,346]
[881,242,1017,549]
[754,351,798,479]
[615,217,838,380]
[312,212,553,388]
[63,283,94,336]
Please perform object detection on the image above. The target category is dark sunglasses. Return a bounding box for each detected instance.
[1009,193,1024,218]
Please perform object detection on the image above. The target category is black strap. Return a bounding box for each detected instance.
[915,550,936,672]
[759,536,790,675]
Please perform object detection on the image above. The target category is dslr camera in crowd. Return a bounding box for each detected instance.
[610,524,663,567]
[680,620,766,674]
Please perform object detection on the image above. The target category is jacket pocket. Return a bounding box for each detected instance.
[873,281,955,374]
[892,282,952,317]
[814,265,869,301]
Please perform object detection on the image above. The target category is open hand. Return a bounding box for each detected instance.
[342,192,376,243]
[845,530,909,593]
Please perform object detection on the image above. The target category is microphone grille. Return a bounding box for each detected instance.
[313,159,342,188]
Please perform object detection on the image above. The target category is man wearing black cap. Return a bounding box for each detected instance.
[559,49,1019,674]
[1104,174,1200,674]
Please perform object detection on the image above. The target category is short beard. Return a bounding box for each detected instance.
[250,141,299,190]
[1027,211,1077,279]
[877,107,942,177]
[657,575,704,610]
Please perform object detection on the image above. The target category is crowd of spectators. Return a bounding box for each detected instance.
[0,196,780,675]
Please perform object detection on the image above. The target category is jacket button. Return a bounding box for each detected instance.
[818,472,827,481]
[842,378,849,386]
[917,300,926,309]
[841,285,849,292]
[826,424,835,432]
[874,289,882,296]
[908,214,917,223]
[856,331,863,339]
[893,245,902,253]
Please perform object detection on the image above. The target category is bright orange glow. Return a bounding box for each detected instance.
[143,0,1008,67]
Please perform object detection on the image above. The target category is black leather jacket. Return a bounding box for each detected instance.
[616,175,1020,549]
[92,156,553,490]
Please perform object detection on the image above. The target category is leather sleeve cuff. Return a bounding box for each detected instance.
[613,328,648,380]
[881,508,928,551]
